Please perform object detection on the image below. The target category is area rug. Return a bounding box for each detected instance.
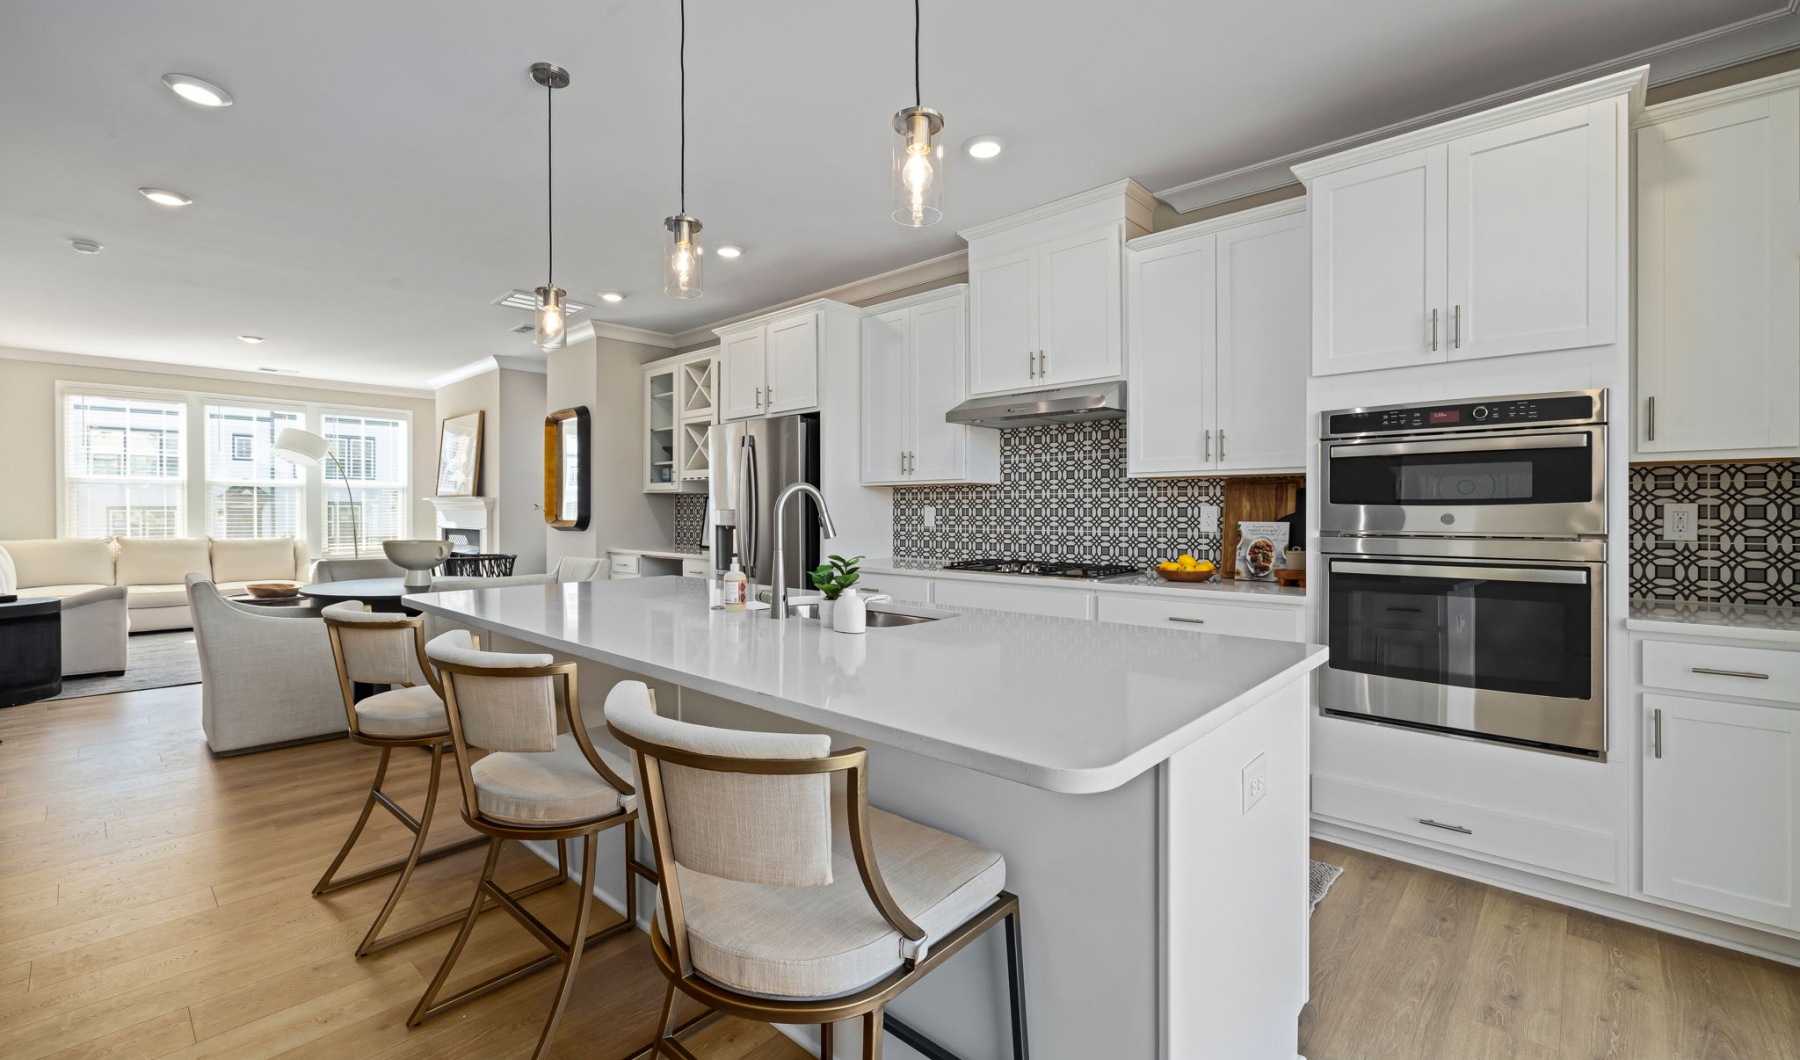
[50,630,201,701]
[1309,859,1344,913]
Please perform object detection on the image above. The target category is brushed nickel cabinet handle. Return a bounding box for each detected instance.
[901,451,907,475]
[1430,308,1439,352]
[1167,616,1207,625]
[1219,429,1227,458]
[755,386,762,408]
[1039,350,1048,376]
[1028,351,1036,379]
[1653,708,1663,759]
[1204,430,1211,461]
[1647,396,1655,441]
[1419,818,1472,835]
[1453,304,1462,349]
[1691,667,1770,680]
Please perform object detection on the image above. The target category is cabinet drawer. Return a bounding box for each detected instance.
[862,572,933,604]
[682,558,710,580]
[932,579,1093,620]
[1312,774,1618,885]
[1096,593,1301,642]
[610,554,639,575]
[1640,639,1800,702]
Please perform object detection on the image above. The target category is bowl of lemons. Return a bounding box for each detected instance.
[1155,555,1218,582]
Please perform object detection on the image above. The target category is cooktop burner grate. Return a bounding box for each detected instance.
[940,558,1140,580]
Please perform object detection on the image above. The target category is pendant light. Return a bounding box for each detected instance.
[891,0,944,227]
[663,0,703,299]
[531,62,570,349]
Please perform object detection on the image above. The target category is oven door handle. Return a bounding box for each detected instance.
[1328,433,1590,459]
[1329,560,1590,585]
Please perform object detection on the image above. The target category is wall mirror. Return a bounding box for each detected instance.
[544,406,590,531]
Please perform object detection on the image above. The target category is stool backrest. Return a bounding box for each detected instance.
[320,602,435,733]
[605,680,927,978]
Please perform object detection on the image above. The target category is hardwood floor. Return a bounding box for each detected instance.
[2,684,1796,1059]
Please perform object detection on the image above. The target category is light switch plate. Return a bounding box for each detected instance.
[1241,753,1269,814]
[1663,502,1698,543]
[922,505,936,530]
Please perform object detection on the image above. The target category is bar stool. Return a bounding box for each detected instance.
[604,680,1029,1060]
[315,602,488,956]
[411,630,643,1060]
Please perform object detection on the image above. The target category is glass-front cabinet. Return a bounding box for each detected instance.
[644,347,718,493]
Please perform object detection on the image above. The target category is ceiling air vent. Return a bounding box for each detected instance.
[493,289,590,318]
[508,323,536,335]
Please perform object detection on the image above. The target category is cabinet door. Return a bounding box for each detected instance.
[968,248,1039,395]
[1126,233,1216,476]
[908,294,968,481]
[765,312,819,414]
[1643,693,1800,930]
[1309,144,1448,375]
[1446,101,1619,361]
[1638,89,1800,456]
[721,328,766,421]
[860,309,912,485]
[645,367,678,492]
[1215,212,1308,473]
[1038,225,1123,385]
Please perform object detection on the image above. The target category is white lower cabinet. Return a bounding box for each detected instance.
[1096,593,1301,642]
[862,572,933,604]
[932,579,1094,620]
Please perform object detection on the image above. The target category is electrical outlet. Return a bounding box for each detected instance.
[1663,502,1698,543]
[922,505,936,530]
[1241,753,1269,814]
[1199,505,1220,534]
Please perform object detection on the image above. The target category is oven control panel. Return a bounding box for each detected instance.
[1326,393,1598,436]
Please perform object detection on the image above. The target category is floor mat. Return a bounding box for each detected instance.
[50,630,200,700]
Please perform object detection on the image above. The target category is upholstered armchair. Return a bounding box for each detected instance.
[185,575,345,755]
[0,544,127,677]
[312,556,405,582]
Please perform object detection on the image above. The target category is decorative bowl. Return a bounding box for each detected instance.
[1156,568,1219,583]
[246,582,300,599]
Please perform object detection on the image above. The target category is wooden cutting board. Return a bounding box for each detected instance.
[1221,476,1303,577]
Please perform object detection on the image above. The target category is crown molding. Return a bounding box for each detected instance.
[427,352,549,391]
[1158,4,1800,211]
[0,345,433,400]
[1638,66,1800,124]
[856,282,969,316]
[1127,199,1306,251]
[957,178,1156,243]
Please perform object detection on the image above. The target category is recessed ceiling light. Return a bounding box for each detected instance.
[599,292,625,303]
[715,245,743,259]
[162,73,233,108]
[238,335,265,344]
[70,239,104,254]
[138,188,192,207]
[964,135,1005,160]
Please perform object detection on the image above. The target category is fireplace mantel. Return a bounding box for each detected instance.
[426,496,497,552]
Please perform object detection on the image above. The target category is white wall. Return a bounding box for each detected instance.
[433,363,547,574]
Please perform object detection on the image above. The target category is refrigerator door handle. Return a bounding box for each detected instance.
[740,435,759,579]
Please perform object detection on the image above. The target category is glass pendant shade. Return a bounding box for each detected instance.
[535,285,567,350]
[891,106,944,227]
[664,215,703,299]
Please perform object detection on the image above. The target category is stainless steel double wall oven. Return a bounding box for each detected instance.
[1318,390,1608,757]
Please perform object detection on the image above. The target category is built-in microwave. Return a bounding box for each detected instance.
[1321,390,1606,539]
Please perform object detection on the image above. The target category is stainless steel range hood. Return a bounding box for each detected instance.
[945,381,1126,429]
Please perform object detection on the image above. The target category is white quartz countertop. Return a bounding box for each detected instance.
[861,557,1307,606]
[408,578,1327,795]
[608,544,706,559]
[1626,599,1800,646]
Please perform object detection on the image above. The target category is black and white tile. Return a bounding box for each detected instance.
[673,493,707,550]
[1629,462,1797,605]
[891,422,1229,568]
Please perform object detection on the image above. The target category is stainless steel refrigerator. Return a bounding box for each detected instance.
[707,413,822,590]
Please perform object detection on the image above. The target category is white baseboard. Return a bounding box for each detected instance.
[1312,820,1800,968]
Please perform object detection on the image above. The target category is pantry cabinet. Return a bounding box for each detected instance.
[860,287,998,486]
[1295,72,1635,377]
[962,180,1155,397]
[1126,201,1307,477]
[718,300,857,422]
[1636,72,1800,460]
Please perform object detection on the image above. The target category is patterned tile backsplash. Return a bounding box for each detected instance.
[1629,461,1797,605]
[891,422,1229,567]
[673,493,707,549]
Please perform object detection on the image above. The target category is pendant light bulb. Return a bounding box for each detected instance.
[535,286,567,350]
[892,106,944,227]
[663,215,703,299]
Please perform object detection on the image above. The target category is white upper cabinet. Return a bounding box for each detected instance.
[1295,69,1639,377]
[1126,201,1307,477]
[717,300,854,422]
[860,287,998,486]
[1636,73,1800,460]
[643,347,718,494]
[962,180,1155,397]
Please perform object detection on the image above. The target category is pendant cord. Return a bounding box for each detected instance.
[546,74,554,287]
[913,0,921,107]
[679,0,687,214]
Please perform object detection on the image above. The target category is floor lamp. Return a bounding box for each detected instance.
[274,427,360,558]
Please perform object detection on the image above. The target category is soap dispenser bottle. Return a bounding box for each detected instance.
[722,556,747,612]
[831,587,891,634]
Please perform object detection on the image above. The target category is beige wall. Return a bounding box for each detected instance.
[0,348,437,543]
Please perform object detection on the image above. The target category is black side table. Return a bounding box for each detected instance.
[0,597,62,707]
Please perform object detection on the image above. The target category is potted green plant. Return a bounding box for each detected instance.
[808,554,863,623]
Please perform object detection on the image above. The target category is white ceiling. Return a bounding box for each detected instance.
[0,0,1783,389]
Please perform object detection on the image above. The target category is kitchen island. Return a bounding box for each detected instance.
[408,577,1328,1060]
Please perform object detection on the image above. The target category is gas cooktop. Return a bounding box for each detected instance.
[940,559,1141,580]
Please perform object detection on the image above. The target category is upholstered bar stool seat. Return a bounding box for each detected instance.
[354,685,449,737]
[472,737,627,825]
[682,800,1005,1000]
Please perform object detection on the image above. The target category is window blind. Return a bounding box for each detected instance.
[62,392,186,539]
[322,412,409,554]
[203,403,304,541]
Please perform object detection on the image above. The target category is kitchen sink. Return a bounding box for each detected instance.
[864,610,943,627]
[784,601,958,626]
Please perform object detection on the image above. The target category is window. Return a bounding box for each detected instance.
[63,393,186,539]
[322,412,408,555]
[204,404,303,540]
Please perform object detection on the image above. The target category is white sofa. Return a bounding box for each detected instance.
[0,545,128,677]
[0,537,311,632]
[186,575,346,755]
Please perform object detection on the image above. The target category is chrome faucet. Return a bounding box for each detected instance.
[769,482,837,620]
